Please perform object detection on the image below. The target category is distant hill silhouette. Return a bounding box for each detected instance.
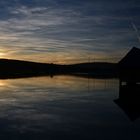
[0,59,118,79]
[0,47,140,79]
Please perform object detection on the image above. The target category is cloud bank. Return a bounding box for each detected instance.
[0,0,139,63]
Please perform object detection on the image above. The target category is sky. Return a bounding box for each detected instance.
[0,0,139,63]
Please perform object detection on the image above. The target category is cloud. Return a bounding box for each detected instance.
[0,0,139,63]
[10,6,48,15]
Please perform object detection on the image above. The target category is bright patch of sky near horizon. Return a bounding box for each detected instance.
[0,0,139,63]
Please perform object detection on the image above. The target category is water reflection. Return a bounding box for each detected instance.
[0,76,139,139]
[115,83,140,121]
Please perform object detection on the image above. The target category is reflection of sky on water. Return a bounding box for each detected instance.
[0,76,139,139]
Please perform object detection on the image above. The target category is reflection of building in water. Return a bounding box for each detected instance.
[114,83,140,121]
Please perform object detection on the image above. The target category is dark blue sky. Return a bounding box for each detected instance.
[0,0,139,63]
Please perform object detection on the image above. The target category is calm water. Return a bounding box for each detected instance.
[0,76,139,140]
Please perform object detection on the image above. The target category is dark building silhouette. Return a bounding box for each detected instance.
[119,47,140,84]
[116,47,140,121]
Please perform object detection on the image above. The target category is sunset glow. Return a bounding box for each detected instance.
[0,0,138,63]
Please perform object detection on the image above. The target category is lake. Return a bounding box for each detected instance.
[0,75,140,140]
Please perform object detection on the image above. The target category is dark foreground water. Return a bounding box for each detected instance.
[0,76,139,140]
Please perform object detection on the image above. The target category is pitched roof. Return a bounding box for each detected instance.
[119,47,140,67]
